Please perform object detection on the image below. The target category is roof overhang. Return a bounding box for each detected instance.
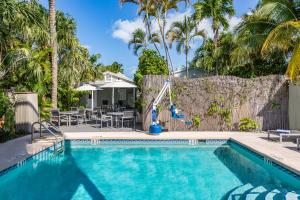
[100,81,137,88]
[75,84,98,91]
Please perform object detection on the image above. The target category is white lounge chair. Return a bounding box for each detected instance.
[267,129,300,142]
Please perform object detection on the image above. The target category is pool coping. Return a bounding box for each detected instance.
[1,135,300,182]
[230,137,300,178]
[0,144,56,177]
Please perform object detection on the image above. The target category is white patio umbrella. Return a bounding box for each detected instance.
[75,84,97,109]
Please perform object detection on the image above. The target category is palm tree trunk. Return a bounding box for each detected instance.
[145,16,161,56]
[185,50,188,78]
[49,0,58,108]
[185,16,189,78]
[213,27,219,76]
[156,12,174,76]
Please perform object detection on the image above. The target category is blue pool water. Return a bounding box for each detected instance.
[0,141,300,200]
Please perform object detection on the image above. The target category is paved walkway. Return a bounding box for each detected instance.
[0,134,56,171]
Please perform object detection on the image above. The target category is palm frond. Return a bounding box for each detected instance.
[261,20,300,55]
[286,41,300,81]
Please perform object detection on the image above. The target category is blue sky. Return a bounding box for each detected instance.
[39,0,259,78]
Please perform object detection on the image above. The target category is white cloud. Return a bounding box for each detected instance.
[227,16,242,32]
[112,10,192,43]
[112,9,241,43]
[112,18,145,43]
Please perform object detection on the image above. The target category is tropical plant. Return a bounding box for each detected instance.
[167,16,205,77]
[239,117,259,131]
[134,49,169,112]
[259,0,300,81]
[0,0,113,115]
[134,49,169,88]
[193,0,234,74]
[121,0,190,73]
[128,28,161,55]
[191,32,235,75]
[120,0,162,55]
[192,115,201,128]
[232,0,300,80]
[103,62,124,74]
[0,91,15,140]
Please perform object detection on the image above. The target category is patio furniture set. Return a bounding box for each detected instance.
[50,107,135,129]
[267,129,300,150]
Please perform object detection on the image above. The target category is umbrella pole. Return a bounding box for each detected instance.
[91,90,94,109]
[112,87,115,109]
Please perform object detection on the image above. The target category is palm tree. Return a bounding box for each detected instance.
[192,32,235,75]
[49,0,58,108]
[193,0,234,74]
[167,16,205,77]
[120,0,190,74]
[128,28,160,55]
[259,0,300,81]
[120,0,161,55]
[233,0,300,81]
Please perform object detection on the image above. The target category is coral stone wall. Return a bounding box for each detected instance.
[141,75,288,131]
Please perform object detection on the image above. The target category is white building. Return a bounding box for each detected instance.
[173,67,206,79]
[81,71,137,109]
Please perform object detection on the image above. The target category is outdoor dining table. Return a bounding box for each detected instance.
[60,111,78,126]
[107,112,124,127]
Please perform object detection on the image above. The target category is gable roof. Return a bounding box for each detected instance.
[102,71,133,83]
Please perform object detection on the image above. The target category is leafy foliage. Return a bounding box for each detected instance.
[134,49,169,88]
[0,0,125,116]
[193,0,234,74]
[128,28,160,56]
[192,115,201,128]
[0,92,15,140]
[167,16,205,77]
[239,118,259,131]
[233,0,300,81]
[134,49,169,112]
[207,97,232,127]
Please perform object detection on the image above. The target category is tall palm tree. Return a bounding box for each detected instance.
[193,0,234,74]
[128,28,160,55]
[49,0,58,108]
[120,0,190,74]
[167,16,205,77]
[120,0,161,55]
[234,0,300,81]
[259,0,300,81]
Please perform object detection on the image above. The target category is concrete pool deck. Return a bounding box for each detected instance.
[1,131,300,177]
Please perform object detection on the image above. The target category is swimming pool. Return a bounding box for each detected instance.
[0,140,299,200]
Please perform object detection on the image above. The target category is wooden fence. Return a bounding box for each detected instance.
[142,75,289,131]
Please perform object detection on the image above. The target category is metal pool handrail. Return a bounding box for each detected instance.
[31,121,59,143]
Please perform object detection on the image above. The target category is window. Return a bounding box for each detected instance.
[105,74,112,82]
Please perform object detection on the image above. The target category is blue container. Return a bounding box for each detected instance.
[149,125,162,134]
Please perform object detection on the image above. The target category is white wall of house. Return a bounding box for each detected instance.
[81,88,136,108]
[80,71,136,109]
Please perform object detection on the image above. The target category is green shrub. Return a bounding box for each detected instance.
[219,108,232,125]
[0,92,16,141]
[239,118,259,131]
[192,115,201,128]
[207,102,220,116]
[207,99,232,127]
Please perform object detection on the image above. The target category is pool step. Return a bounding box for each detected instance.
[32,136,64,155]
[227,184,300,200]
